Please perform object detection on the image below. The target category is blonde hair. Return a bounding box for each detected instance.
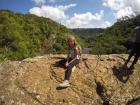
[67,35,81,53]
[67,35,78,47]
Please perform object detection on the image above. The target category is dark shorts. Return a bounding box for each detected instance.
[68,58,80,65]
[58,57,80,68]
[133,43,140,55]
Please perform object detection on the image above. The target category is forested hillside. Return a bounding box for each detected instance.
[0,9,140,61]
[72,28,104,37]
[0,10,76,61]
[72,15,140,54]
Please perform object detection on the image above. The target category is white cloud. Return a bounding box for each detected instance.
[32,0,46,5]
[29,4,76,21]
[115,7,135,19]
[29,4,106,28]
[100,21,112,28]
[103,0,140,18]
[103,0,124,11]
[32,0,64,4]
[57,4,77,10]
[64,10,104,28]
[29,5,68,21]
[48,0,64,3]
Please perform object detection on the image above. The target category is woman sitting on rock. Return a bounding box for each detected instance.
[59,35,81,87]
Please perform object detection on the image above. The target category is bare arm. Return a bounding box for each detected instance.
[68,47,79,65]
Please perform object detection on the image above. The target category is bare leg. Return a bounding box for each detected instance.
[64,59,79,80]
[130,54,140,69]
[124,50,135,66]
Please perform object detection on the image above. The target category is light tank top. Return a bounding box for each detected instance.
[69,47,80,59]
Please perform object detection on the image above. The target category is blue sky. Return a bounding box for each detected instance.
[0,0,140,28]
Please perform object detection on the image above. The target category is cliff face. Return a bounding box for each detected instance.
[0,54,140,105]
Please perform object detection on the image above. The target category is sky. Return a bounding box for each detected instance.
[0,0,140,28]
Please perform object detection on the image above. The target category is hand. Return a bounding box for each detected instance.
[65,62,69,67]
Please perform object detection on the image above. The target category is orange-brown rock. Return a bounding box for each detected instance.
[0,54,140,105]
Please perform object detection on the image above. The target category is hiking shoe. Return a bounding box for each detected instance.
[72,66,76,72]
[59,80,70,87]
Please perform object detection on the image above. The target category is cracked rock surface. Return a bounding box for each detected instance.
[0,54,140,105]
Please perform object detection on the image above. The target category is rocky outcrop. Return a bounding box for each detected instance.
[0,54,140,105]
